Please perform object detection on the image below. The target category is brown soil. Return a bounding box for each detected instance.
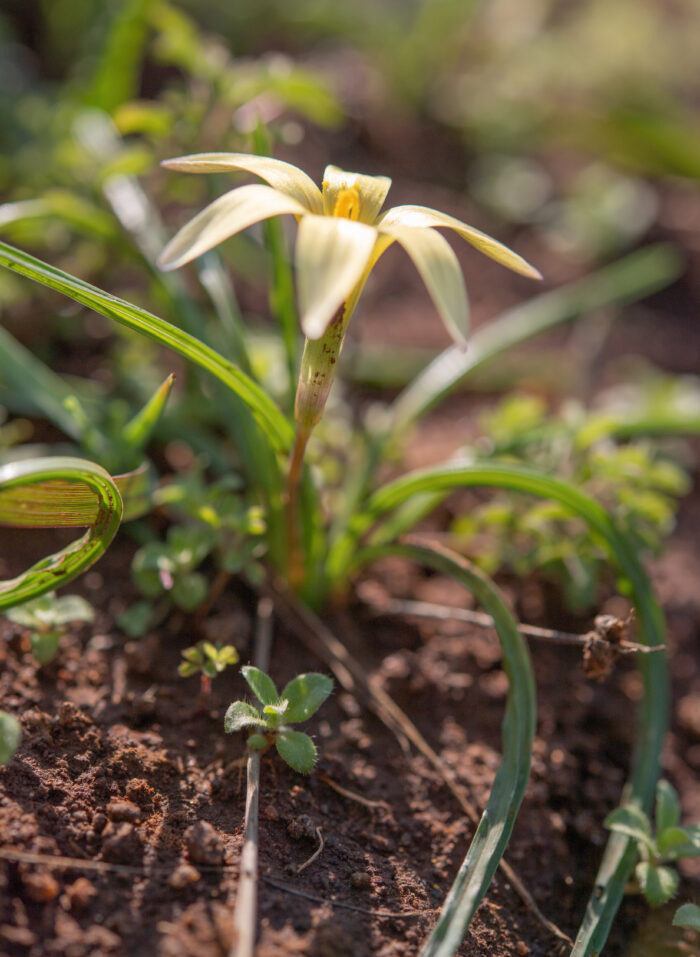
[1,476,699,957]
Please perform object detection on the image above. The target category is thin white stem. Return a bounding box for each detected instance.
[230,596,274,957]
[295,826,324,874]
[365,596,664,654]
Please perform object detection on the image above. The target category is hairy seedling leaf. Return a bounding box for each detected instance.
[47,595,95,627]
[604,805,656,854]
[30,630,61,664]
[276,730,317,774]
[263,700,289,722]
[241,666,278,706]
[281,673,333,723]
[635,862,679,907]
[673,903,700,930]
[225,701,263,733]
[658,825,700,860]
[171,572,208,612]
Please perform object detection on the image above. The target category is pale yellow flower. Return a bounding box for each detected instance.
[158,153,540,345]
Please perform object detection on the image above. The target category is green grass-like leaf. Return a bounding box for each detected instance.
[390,244,682,431]
[341,461,667,956]
[0,241,293,454]
[0,712,21,765]
[353,538,534,956]
[0,457,123,610]
[655,779,681,834]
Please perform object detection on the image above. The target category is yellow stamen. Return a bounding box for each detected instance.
[333,186,360,221]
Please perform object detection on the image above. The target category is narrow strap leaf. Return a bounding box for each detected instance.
[0,461,151,526]
[0,457,123,609]
[346,461,667,956]
[358,538,535,957]
[0,240,293,452]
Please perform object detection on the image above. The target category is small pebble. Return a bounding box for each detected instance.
[92,813,108,834]
[168,864,201,889]
[107,799,141,823]
[184,821,224,867]
[286,815,316,841]
[102,823,143,864]
[66,877,97,912]
[350,871,371,889]
[22,871,59,902]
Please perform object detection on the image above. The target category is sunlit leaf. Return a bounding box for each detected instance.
[276,729,317,774]
[241,665,278,706]
[224,701,263,733]
[281,673,333,723]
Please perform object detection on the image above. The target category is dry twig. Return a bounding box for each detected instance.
[229,595,274,957]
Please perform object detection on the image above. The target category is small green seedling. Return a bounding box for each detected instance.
[179,640,239,695]
[605,779,700,906]
[0,711,21,765]
[225,666,333,774]
[4,592,94,664]
[673,902,700,931]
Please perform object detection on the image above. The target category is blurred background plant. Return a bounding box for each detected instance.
[0,0,698,613]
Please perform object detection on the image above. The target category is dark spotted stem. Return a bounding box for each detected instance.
[287,303,348,587]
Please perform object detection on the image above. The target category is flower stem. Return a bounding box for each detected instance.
[285,424,311,589]
[286,304,349,588]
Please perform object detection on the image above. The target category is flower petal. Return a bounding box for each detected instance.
[158,184,307,270]
[322,165,392,224]
[296,216,377,339]
[379,224,469,347]
[377,205,542,279]
[161,153,323,213]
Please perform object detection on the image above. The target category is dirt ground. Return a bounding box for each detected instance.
[1,444,699,957]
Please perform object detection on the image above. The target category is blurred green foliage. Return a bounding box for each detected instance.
[452,370,697,611]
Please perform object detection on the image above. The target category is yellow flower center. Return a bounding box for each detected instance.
[332,186,361,221]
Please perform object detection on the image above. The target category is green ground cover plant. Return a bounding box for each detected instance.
[225,666,333,774]
[4,591,94,664]
[605,780,700,907]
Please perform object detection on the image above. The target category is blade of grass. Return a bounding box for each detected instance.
[0,457,123,609]
[342,461,667,956]
[353,537,536,956]
[0,321,88,441]
[252,123,300,408]
[0,241,293,453]
[390,244,682,432]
